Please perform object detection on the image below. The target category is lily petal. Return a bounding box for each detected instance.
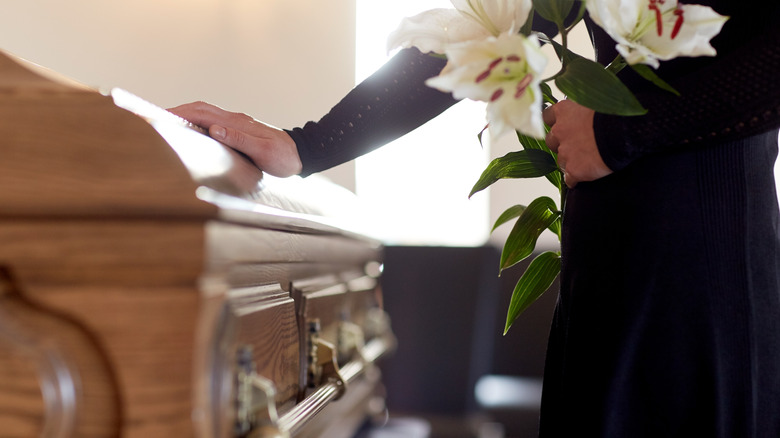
[487,86,545,139]
[426,33,547,139]
[387,0,534,54]
[587,0,727,67]
[387,9,489,54]
[451,0,533,36]
[641,4,728,60]
[587,0,644,38]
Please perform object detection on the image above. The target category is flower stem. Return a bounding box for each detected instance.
[558,180,567,242]
[606,54,627,74]
[564,1,588,33]
[541,20,573,85]
[559,24,568,52]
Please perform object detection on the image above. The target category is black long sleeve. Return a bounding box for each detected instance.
[286,8,568,177]
[287,48,456,177]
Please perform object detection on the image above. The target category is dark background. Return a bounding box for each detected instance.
[375,245,560,437]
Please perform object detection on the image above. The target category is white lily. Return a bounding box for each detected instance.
[387,0,533,54]
[587,0,728,68]
[427,32,547,139]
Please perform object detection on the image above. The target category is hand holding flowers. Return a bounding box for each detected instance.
[389,0,728,333]
[543,100,610,188]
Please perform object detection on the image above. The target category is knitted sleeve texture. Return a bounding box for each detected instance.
[594,2,780,171]
[287,48,457,177]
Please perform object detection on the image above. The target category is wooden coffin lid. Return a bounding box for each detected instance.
[0,49,217,220]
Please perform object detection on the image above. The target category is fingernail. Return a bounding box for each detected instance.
[212,125,226,139]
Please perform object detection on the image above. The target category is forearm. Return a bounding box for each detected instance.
[288,48,457,177]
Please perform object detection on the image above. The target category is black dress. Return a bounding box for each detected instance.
[286,1,780,436]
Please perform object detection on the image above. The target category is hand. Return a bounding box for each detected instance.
[168,101,302,178]
[542,99,612,188]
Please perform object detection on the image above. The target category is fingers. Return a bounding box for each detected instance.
[168,101,227,128]
[542,105,556,126]
[546,130,560,152]
[208,124,231,143]
[561,169,578,189]
[168,101,302,178]
[557,154,570,187]
[209,123,302,177]
[170,101,260,149]
[169,102,258,137]
[557,152,582,189]
[540,100,609,188]
[542,105,560,152]
[209,123,254,161]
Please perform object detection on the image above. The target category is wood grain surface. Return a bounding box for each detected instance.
[0,220,206,437]
[0,48,387,438]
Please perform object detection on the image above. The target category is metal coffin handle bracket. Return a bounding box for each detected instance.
[234,320,349,438]
[234,346,287,438]
[337,320,366,364]
[306,319,347,399]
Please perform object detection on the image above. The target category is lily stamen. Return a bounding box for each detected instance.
[515,74,533,99]
[648,0,664,36]
[476,57,504,83]
[671,8,685,39]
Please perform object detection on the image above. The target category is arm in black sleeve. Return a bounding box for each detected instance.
[287,48,457,177]
[287,2,586,177]
[594,2,780,171]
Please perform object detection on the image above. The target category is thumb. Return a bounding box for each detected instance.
[209,124,249,152]
[208,124,227,142]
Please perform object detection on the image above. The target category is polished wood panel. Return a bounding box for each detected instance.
[0,268,121,437]
[0,220,206,437]
[228,285,300,409]
[0,220,206,287]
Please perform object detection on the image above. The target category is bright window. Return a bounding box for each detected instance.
[354,0,490,246]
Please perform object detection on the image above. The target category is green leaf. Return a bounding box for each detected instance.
[477,124,489,147]
[630,63,680,96]
[555,51,647,116]
[492,204,526,233]
[504,251,561,334]
[516,130,549,152]
[469,149,558,198]
[519,8,534,36]
[516,129,563,191]
[568,0,588,30]
[548,216,562,238]
[493,204,561,237]
[532,0,575,27]
[540,82,558,105]
[500,197,560,272]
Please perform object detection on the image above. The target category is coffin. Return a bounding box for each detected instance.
[0,49,394,438]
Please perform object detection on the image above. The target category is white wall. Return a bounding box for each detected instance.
[0,0,357,189]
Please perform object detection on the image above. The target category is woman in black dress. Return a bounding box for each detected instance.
[171,1,780,435]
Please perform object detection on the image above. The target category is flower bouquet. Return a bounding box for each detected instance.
[388,0,727,334]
